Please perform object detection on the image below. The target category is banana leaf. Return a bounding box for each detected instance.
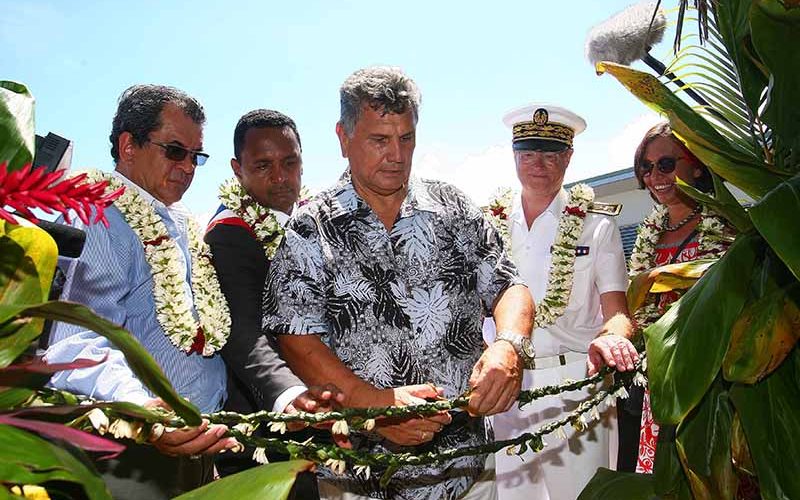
[0,81,35,173]
[628,260,716,314]
[750,174,800,281]
[577,468,657,500]
[750,0,800,155]
[174,460,314,500]
[0,423,111,500]
[644,232,758,424]
[723,282,800,383]
[730,348,800,500]
[675,378,737,500]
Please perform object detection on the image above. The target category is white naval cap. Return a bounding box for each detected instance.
[503,104,587,151]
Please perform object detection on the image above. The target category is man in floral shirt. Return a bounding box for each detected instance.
[263,66,534,499]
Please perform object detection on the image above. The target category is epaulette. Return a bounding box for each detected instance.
[587,202,622,216]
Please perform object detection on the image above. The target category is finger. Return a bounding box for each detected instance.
[426,412,452,426]
[159,424,227,455]
[404,384,442,400]
[598,342,616,367]
[203,437,241,456]
[618,343,635,371]
[485,375,519,416]
[155,420,208,446]
[587,351,601,376]
[291,394,318,412]
[468,360,483,389]
[332,432,352,449]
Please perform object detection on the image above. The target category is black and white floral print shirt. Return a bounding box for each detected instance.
[264,169,522,499]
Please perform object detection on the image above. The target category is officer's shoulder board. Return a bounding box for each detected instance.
[587,201,622,216]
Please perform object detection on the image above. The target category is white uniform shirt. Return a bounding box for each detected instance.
[510,189,628,357]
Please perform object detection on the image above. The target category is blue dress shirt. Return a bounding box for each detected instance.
[45,173,226,414]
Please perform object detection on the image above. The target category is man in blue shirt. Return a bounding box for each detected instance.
[44,85,239,498]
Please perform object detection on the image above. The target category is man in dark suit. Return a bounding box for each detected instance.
[205,110,339,495]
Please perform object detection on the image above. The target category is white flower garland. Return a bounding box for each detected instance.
[628,204,731,329]
[218,178,285,260]
[85,171,230,356]
[486,184,594,329]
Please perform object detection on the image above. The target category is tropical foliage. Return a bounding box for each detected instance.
[0,81,308,499]
[581,1,800,499]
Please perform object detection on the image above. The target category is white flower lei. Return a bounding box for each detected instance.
[85,171,230,356]
[628,204,731,329]
[486,184,594,329]
[218,178,285,260]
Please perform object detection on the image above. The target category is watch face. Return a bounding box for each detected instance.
[522,339,535,359]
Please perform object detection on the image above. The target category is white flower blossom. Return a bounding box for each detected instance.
[108,419,143,440]
[363,419,376,431]
[353,464,371,480]
[233,423,255,436]
[81,171,230,356]
[332,419,350,436]
[86,408,109,434]
[252,447,269,464]
[217,178,289,260]
[269,421,287,434]
[325,458,347,476]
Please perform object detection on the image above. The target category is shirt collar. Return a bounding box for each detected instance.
[112,170,190,221]
[331,167,437,217]
[511,188,568,225]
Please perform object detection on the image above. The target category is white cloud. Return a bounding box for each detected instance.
[568,112,662,182]
[413,142,517,206]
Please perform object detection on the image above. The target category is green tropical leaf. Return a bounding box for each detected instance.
[0,387,34,409]
[0,222,57,313]
[596,62,783,198]
[653,426,693,499]
[675,378,737,500]
[577,467,657,500]
[724,282,800,383]
[12,301,201,425]
[750,173,800,281]
[173,460,314,500]
[715,0,770,117]
[675,176,751,232]
[0,81,35,172]
[0,424,111,499]
[730,348,800,500]
[645,232,758,424]
[750,0,800,157]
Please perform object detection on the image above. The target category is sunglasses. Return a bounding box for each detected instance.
[638,156,685,176]
[150,141,209,166]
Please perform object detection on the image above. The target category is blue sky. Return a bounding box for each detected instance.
[2,0,673,217]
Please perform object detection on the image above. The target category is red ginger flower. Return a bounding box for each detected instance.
[0,163,124,227]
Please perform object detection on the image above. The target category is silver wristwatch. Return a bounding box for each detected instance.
[495,331,535,367]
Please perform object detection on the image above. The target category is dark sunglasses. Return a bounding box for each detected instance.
[150,141,209,166]
[638,156,685,176]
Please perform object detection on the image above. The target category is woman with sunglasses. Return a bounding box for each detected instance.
[617,121,735,474]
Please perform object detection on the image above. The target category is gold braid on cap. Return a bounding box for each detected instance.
[512,122,575,147]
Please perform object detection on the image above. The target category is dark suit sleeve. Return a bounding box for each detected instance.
[205,224,304,411]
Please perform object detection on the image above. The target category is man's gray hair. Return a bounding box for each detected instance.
[339,66,421,136]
